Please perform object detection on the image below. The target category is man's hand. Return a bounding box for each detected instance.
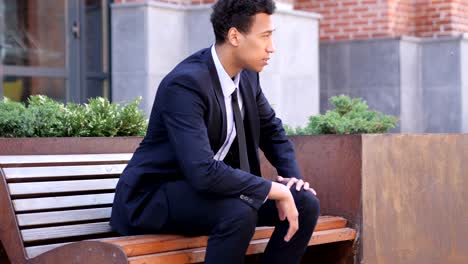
[275,194,298,242]
[268,182,299,242]
[277,176,317,195]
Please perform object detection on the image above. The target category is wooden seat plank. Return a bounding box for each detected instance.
[107,216,348,257]
[13,193,115,212]
[8,178,119,196]
[25,242,70,259]
[3,164,126,181]
[17,207,112,227]
[21,222,113,243]
[0,153,132,168]
[127,228,357,264]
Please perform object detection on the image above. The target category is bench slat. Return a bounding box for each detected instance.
[3,164,126,181]
[127,228,357,264]
[8,178,118,196]
[25,242,70,259]
[21,222,113,243]
[17,207,112,227]
[107,216,347,257]
[13,193,115,212]
[0,153,132,168]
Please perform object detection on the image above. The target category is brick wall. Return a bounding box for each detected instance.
[389,0,416,37]
[295,0,395,41]
[295,0,468,41]
[114,0,292,6]
[415,0,468,37]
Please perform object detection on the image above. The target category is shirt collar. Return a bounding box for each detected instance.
[211,44,241,97]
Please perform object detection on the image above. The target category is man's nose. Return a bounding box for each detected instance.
[267,41,276,53]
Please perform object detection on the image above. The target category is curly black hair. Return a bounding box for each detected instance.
[210,0,276,44]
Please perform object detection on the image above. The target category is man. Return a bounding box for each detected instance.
[110,0,320,263]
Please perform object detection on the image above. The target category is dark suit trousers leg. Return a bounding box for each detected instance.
[160,180,258,264]
[258,187,320,264]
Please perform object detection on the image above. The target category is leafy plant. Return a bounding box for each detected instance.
[63,102,91,137]
[0,95,148,138]
[285,95,398,135]
[0,97,33,137]
[117,97,147,136]
[83,97,121,137]
[27,95,67,137]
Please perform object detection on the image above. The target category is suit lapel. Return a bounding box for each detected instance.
[203,49,227,153]
[239,72,261,176]
[239,72,260,147]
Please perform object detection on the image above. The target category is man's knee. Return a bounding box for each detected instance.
[293,189,320,222]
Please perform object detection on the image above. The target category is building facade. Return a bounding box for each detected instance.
[298,0,468,132]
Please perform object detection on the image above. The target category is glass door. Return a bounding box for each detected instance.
[0,0,110,103]
[0,0,68,102]
[80,0,110,102]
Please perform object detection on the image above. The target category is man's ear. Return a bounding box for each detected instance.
[227,27,240,47]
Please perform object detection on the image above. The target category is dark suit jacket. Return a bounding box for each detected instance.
[111,47,302,235]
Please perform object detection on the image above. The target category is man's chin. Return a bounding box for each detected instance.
[246,65,265,73]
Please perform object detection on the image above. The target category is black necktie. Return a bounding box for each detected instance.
[231,89,250,173]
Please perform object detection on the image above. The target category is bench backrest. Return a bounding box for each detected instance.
[0,154,132,262]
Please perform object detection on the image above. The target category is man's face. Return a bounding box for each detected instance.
[236,13,276,73]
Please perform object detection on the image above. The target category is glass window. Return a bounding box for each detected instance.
[3,76,66,103]
[0,0,66,68]
[86,79,109,99]
[84,0,110,101]
[86,0,104,73]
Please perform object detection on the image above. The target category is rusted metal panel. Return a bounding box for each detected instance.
[261,135,363,228]
[362,134,468,264]
[260,135,363,264]
[0,137,142,155]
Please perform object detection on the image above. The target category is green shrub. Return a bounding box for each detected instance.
[0,95,148,138]
[117,97,147,136]
[63,102,89,137]
[0,98,33,137]
[27,95,67,137]
[82,97,121,137]
[285,95,398,135]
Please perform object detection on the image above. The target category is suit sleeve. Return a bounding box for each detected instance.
[255,74,303,179]
[158,76,271,209]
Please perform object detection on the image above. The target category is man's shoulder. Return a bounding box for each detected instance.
[166,48,212,83]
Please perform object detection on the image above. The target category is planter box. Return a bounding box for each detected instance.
[261,134,468,264]
[0,137,143,155]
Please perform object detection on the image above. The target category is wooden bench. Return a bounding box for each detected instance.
[0,153,356,264]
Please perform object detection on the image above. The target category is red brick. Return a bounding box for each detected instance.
[294,0,468,40]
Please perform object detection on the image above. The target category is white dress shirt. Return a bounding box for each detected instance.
[211,46,269,203]
[211,45,244,161]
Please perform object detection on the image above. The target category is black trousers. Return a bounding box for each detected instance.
[157,180,320,264]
